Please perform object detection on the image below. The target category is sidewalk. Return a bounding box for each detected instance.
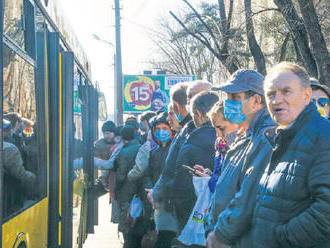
[83,195,123,248]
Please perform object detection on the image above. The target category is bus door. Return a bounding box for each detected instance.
[79,83,99,237]
[72,67,85,248]
[89,86,99,228]
[60,51,74,248]
[47,31,74,248]
[0,0,4,246]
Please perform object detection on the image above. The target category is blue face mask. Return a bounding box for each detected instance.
[175,114,182,122]
[155,129,171,143]
[139,122,146,132]
[224,99,247,124]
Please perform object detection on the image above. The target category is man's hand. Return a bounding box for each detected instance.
[206,231,229,248]
[145,188,160,209]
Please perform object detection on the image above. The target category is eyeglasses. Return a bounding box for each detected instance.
[312,98,329,107]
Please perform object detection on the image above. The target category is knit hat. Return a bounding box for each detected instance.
[125,118,139,130]
[102,121,116,133]
[120,125,136,141]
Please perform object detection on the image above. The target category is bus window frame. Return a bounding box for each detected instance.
[0,0,45,219]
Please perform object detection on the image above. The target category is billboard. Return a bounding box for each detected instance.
[123,75,195,112]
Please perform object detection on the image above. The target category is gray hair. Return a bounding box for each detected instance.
[266,62,311,89]
[187,80,212,100]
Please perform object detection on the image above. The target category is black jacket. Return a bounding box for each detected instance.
[172,121,216,230]
[114,139,141,202]
[246,103,330,248]
[144,143,171,189]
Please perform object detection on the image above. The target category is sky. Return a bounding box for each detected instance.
[58,0,182,119]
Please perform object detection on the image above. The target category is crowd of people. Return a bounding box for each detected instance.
[96,61,330,248]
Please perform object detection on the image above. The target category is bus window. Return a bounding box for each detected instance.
[2,45,43,218]
[4,0,25,49]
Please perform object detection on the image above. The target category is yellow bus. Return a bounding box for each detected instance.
[0,0,104,247]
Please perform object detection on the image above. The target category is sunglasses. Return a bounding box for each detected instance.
[312,98,329,107]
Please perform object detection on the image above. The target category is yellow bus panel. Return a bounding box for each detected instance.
[2,197,48,248]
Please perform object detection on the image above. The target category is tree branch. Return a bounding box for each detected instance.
[182,0,222,53]
[169,11,219,57]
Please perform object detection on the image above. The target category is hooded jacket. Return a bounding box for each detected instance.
[245,103,330,248]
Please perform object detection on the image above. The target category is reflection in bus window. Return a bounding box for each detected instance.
[3,46,36,120]
[4,0,25,48]
[2,45,43,218]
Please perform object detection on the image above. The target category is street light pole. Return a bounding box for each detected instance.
[114,0,123,125]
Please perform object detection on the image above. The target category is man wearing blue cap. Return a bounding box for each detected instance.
[205,69,276,248]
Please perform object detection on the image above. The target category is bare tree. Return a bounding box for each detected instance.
[244,0,266,75]
[148,21,221,82]
[297,0,330,86]
[170,0,239,74]
[273,0,318,77]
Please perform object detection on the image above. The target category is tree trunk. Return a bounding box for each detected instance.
[274,0,318,77]
[244,0,266,75]
[218,0,227,35]
[279,33,290,62]
[297,0,330,86]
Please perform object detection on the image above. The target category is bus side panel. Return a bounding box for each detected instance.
[2,198,48,248]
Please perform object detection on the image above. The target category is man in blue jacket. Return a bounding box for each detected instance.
[205,69,276,247]
[242,62,330,248]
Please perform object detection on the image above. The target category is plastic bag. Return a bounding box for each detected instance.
[129,195,143,220]
[178,176,211,247]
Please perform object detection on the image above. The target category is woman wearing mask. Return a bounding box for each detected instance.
[143,112,177,248]
[310,78,330,120]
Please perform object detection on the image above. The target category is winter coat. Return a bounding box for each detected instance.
[245,103,330,248]
[172,121,216,231]
[144,144,170,188]
[144,143,178,233]
[152,114,194,203]
[114,139,141,203]
[204,108,275,237]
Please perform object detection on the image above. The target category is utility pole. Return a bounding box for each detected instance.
[114,0,123,125]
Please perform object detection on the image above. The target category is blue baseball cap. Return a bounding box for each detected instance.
[213,69,265,95]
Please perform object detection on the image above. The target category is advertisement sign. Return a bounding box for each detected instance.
[124,75,194,112]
